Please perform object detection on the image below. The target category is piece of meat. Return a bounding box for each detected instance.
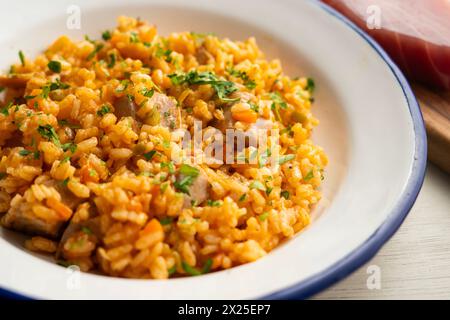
[138,92,180,130]
[151,93,180,130]
[1,179,82,238]
[322,0,450,90]
[195,46,214,65]
[113,96,137,119]
[212,99,273,155]
[179,170,209,207]
[57,216,101,260]
[0,74,32,89]
[1,201,64,238]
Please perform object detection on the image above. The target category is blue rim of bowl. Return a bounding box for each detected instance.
[0,0,427,300]
[261,0,428,299]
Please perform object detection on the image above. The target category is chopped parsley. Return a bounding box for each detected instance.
[155,45,172,62]
[161,161,175,174]
[303,170,314,181]
[160,217,173,225]
[278,154,295,165]
[249,180,265,191]
[227,68,256,89]
[258,149,271,168]
[306,77,315,93]
[0,102,11,116]
[58,119,80,129]
[140,87,155,98]
[249,102,259,113]
[280,190,290,199]
[259,212,269,221]
[238,194,247,202]
[168,265,177,275]
[37,124,60,147]
[107,53,116,68]
[47,60,61,73]
[18,149,32,156]
[206,199,222,207]
[115,80,129,93]
[61,178,70,187]
[182,258,213,276]
[168,71,238,103]
[87,43,104,61]
[60,156,71,164]
[160,182,169,193]
[18,50,25,66]
[129,31,140,43]
[179,164,199,178]
[174,176,194,194]
[0,172,6,180]
[143,150,157,161]
[97,104,111,116]
[61,142,77,153]
[102,30,112,41]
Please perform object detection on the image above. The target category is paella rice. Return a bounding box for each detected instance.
[0,16,327,279]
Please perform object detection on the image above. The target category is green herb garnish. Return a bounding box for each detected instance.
[303,170,314,181]
[47,61,61,73]
[206,199,222,207]
[18,50,25,66]
[259,212,269,221]
[87,43,104,61]
[280,190,290,199]
[143,150,157,161]
[161,161,175,174]
[174,176,194,194]
[249,180,265,191]
[37,124,60,147]
[179,164,199,177]
[278,154,295,165]
[107,53,116,68]
[227,68,256,89]
[18,149,32,156]
[102,30,112,41]
[168,71,238,103]
[140,87,155,98]
[61,142,77,153]
[160,217,173,225]
[306,77,315,93]
[97,104,111,116]
[181,258,213,276]
[168,265,177,275]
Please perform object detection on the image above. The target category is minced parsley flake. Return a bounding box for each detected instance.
[18,50,25,66]
[249,180,265,191]
[47,60,61,73]
[278,154,295,165]
[303,170,314,181]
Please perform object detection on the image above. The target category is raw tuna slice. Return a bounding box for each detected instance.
[322,0,450,90]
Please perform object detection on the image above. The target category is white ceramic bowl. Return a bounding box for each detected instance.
[0,0,426,299]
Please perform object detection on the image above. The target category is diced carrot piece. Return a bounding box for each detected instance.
[79,164,99,183]
[232,110,258,123]
[46,198,72,220]
[141,219,163,235]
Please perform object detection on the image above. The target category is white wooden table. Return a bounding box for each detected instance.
[314,163,450,300]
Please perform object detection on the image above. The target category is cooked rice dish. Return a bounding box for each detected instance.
[0,17,327,279]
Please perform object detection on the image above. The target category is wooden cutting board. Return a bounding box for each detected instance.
[412,83,450,174]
